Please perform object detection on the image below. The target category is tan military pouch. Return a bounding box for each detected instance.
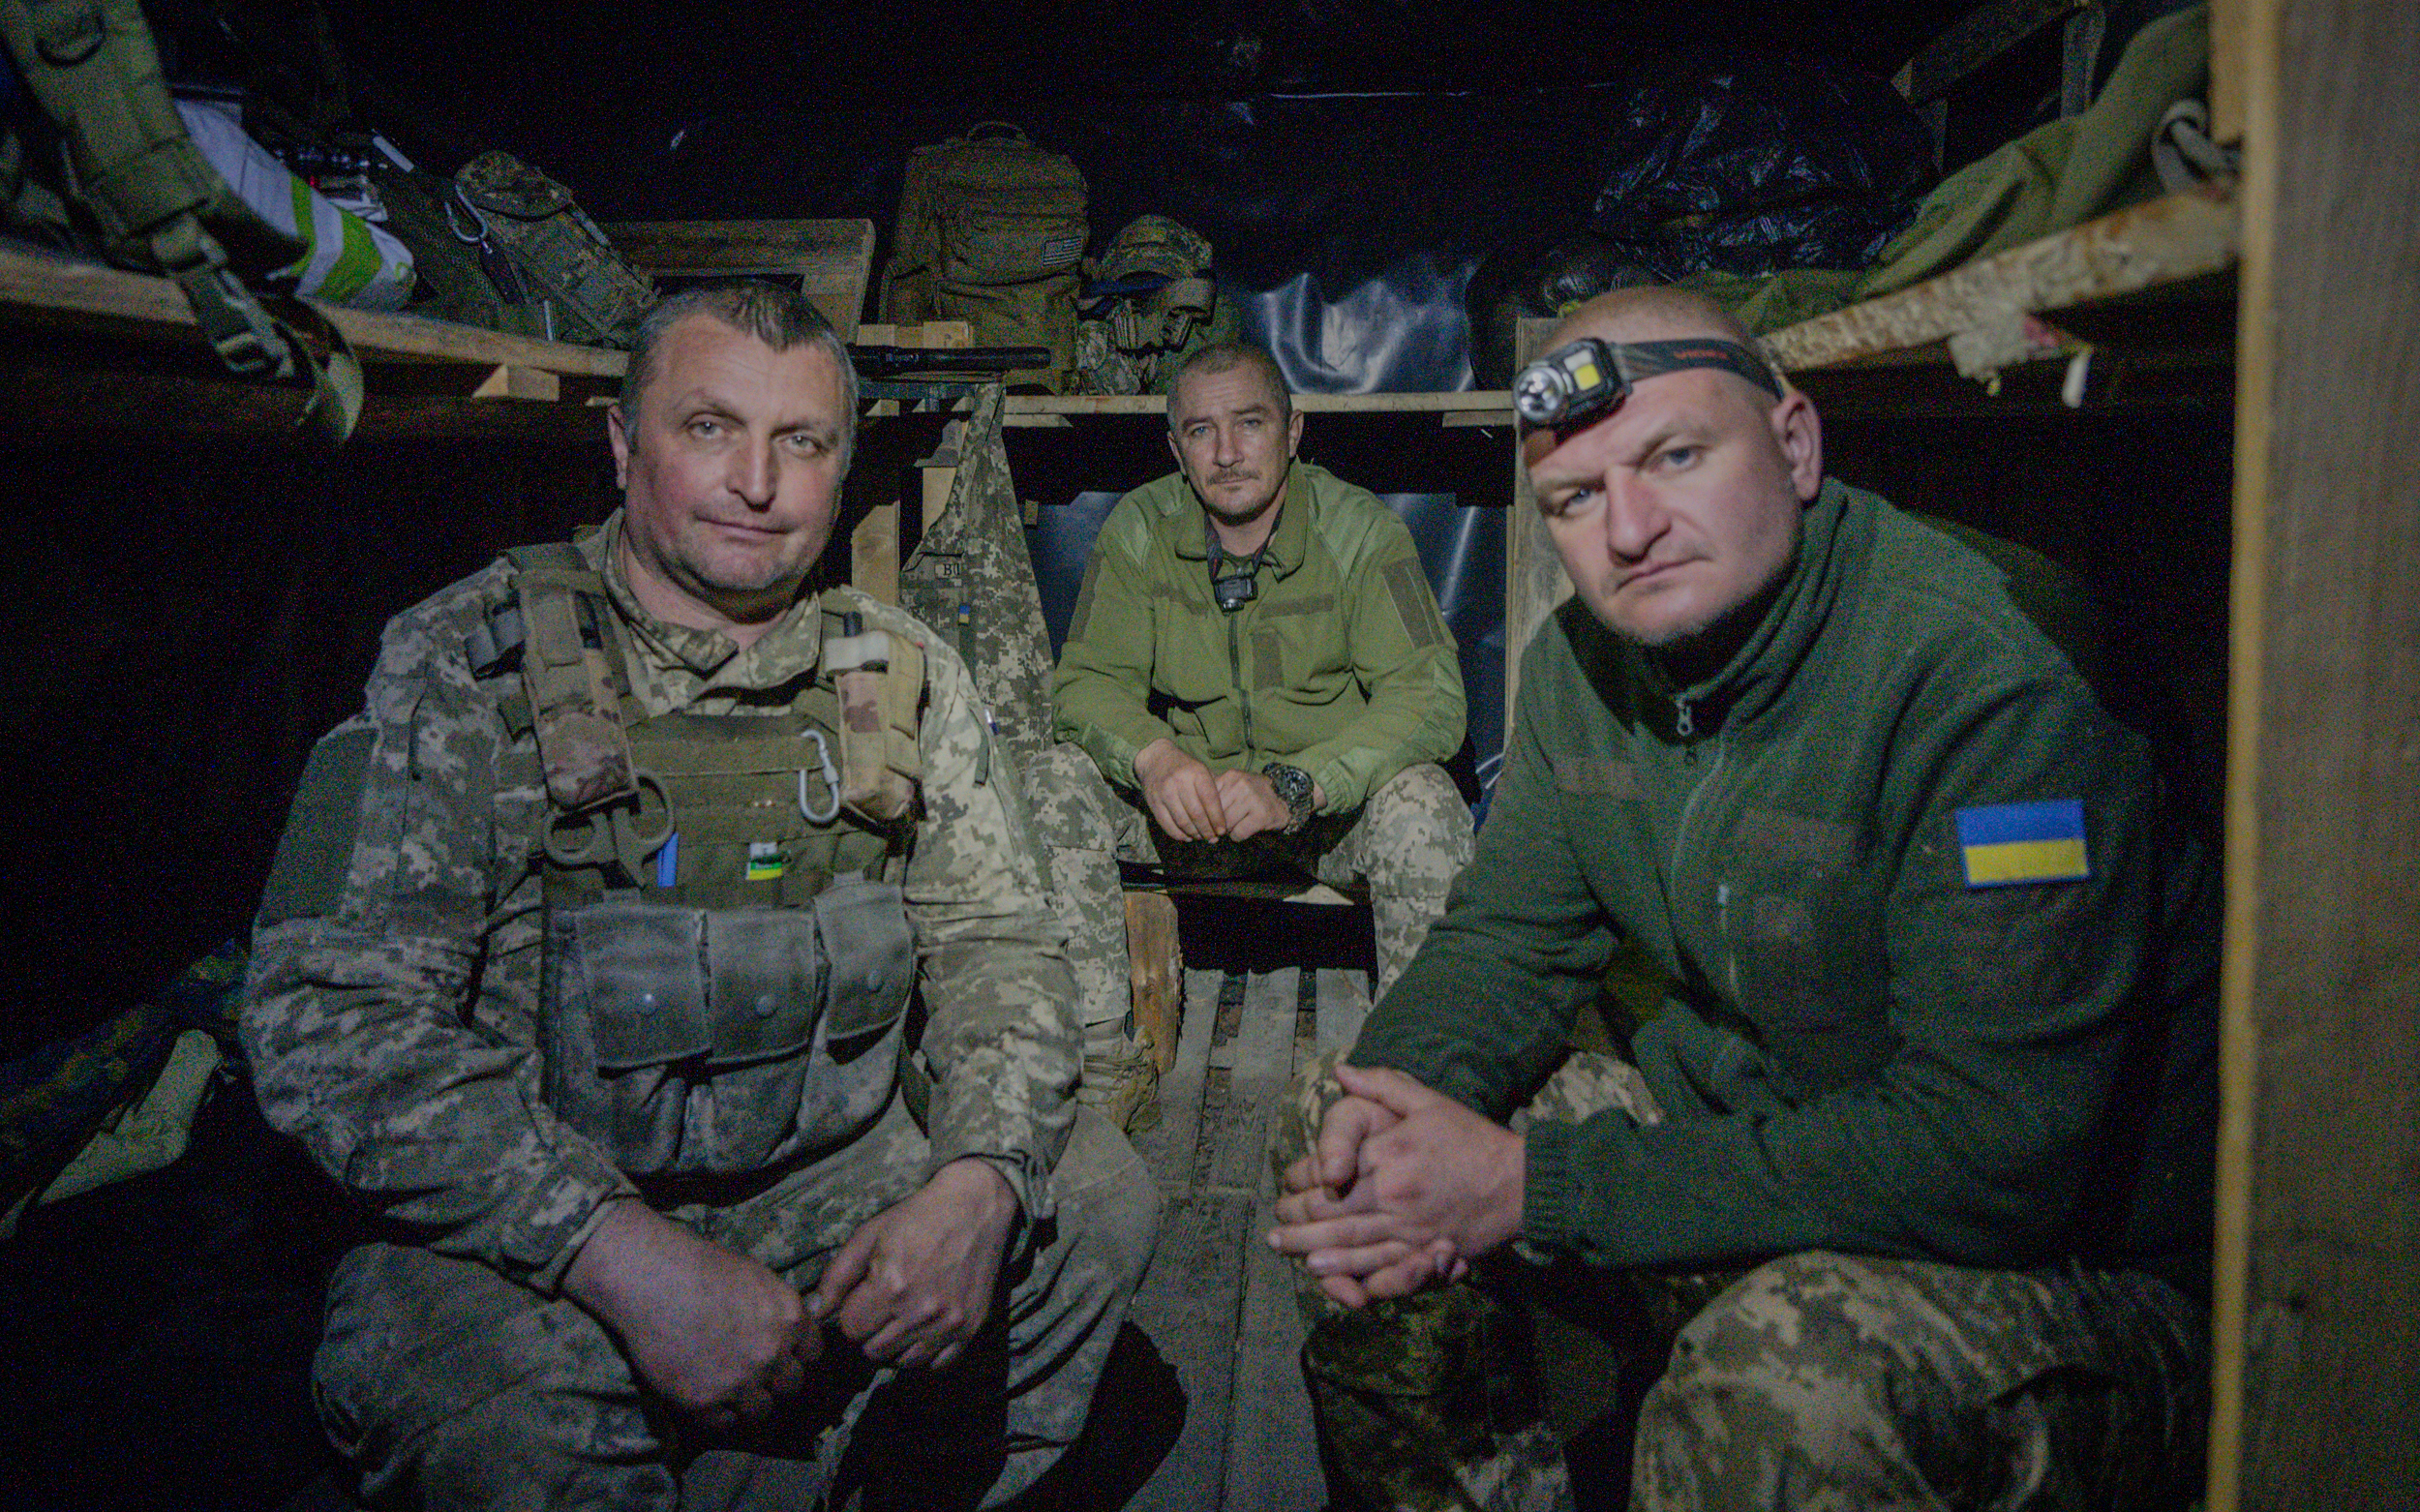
[823,617,924,824]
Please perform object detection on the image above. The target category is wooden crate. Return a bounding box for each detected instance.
[604,219,876,339]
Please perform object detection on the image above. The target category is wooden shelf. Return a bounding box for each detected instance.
[1762,181,2241,380]
[0,243,626,381]
[0,183,2235,439]
[1004,390,1514,424]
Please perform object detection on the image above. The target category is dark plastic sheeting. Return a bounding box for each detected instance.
[1231,254,1477,396]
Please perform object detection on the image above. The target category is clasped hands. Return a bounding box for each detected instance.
[1134,738,1318,843]
[563,1157,1017,1433]
[1267,1062,1528,1308]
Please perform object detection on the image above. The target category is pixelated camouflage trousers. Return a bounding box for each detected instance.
[1275,1049,2210,1512]
[1025,745,1473,1049]
[312,1101,1158,1512]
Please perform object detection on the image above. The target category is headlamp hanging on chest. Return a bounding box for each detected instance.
[1206,521,1263,612]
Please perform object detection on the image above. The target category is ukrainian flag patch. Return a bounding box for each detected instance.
[745,841,786,883]
[1954,800,2089,888]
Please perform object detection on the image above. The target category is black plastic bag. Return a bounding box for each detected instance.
[1587,51,1937,280]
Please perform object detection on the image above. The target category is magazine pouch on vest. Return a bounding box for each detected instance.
[880,122,1085,391]
[823,611,923,824]
[452,149,654,348]
[0,0,363,440]
[482,546,927,1177]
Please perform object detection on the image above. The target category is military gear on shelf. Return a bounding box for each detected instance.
[370,164,553,341]
[462,543,929,1177]
[881,122,1087,391]
[0,0,363,440]
[848,343,1049,378]
[1073,214,1222,396]
[448,151,654,348]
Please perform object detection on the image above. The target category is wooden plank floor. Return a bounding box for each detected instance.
[1120,904,1375,1511]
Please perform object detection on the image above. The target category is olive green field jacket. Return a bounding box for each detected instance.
[1051,462,1467,815]
[1355,480,2219,1300]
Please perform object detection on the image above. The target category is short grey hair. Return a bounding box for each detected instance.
[1167,340,1291,433]
[620,282,861,468]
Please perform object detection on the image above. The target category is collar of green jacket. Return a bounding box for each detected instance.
[1627,477,1862,736]
[1165,463,1315,578]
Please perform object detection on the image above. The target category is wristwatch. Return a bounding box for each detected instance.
[1261,762,1316,832]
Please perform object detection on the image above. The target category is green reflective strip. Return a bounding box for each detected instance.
[318,211,381,304]
[273,174,316,282]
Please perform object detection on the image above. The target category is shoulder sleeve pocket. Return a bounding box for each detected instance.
[259,726,377,924]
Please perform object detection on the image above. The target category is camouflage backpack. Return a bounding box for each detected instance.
[0,0,362,439]
[1073,214,1228,396]
[880,122,1086,391]
[372,149,654,348]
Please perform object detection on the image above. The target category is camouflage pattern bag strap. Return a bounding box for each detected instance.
[820,606,923,825]
[0,0,363,441]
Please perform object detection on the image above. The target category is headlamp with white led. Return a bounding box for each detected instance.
[1512,336,1785,431]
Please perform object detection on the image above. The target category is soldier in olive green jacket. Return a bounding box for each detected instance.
[1037,342,1473,1129]
[1271,289,2215,1512]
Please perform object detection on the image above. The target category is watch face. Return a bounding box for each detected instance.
[1265,763,1312,807]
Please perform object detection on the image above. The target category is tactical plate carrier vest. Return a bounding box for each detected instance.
[470,544,926,1181]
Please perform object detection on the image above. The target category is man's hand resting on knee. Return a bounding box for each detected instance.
[1270,1063,1526,1307]
[810,1158,1020,1371]
[1134,739,1227,841]
[564,1199,819,1429]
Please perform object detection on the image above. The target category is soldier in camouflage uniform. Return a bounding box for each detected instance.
[1040,341,1474,1129]
[1270,288,2215,1510]
[242,284,1159,1511]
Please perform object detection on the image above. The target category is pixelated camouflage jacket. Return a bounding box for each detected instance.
[1354,481,2220,1299]
[242,514,1081,1292]
[1050,462,1466,814]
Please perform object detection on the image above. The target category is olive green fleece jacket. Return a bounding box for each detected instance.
[1051,462,1467,814]
[1353,480,2219,1298]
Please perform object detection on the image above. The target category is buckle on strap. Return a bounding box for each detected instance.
[30,0,104,66]
[149,218,291,379]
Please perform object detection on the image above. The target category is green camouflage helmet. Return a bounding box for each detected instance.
[1099,215,1215,350]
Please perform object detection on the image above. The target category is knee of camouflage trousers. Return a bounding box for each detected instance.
[1025,742,1145,1044]
[1274,1049,1571,1512]
[1631,1250,2211,1512]
[1333,765,1474,999]
[312,1110,1162,1512]
[314,1241,693,1511]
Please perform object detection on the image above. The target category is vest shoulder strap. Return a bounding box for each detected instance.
[499,542,644,816]
[821,600,925,825]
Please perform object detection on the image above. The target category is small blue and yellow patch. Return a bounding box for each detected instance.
[1955,800,2089,888]
[745,841,786,883]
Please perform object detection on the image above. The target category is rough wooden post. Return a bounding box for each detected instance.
[1124,890,1182,1074]
[2209,4,2420,1507]
[1502,316,1571,742]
